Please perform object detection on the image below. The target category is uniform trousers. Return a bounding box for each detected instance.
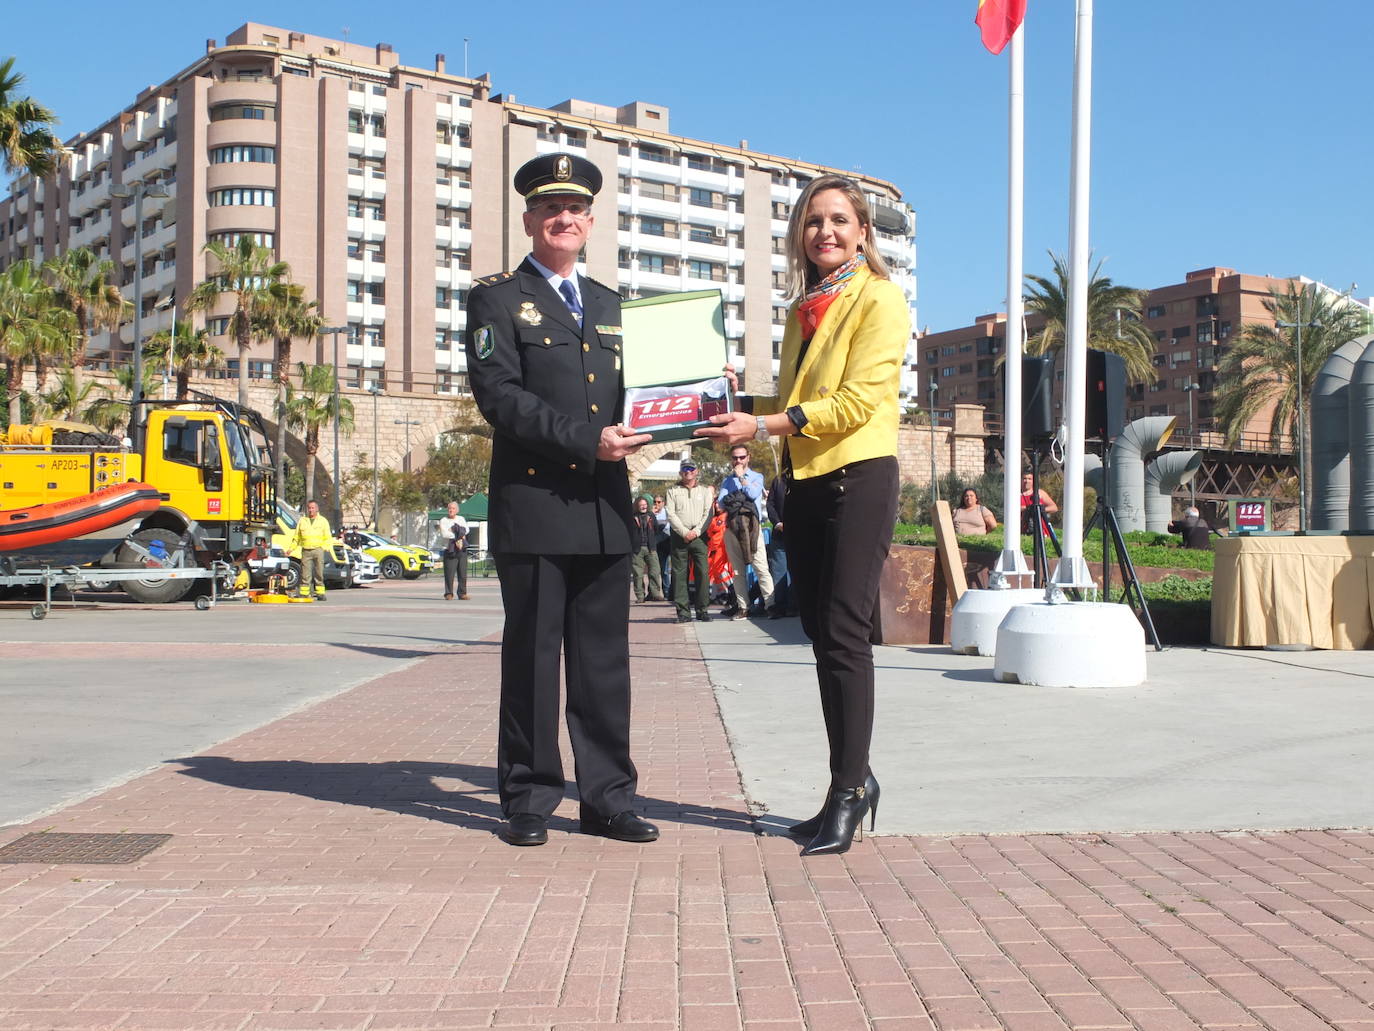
[493,552,638,819]
[784,456,898,788]
[299,548,326,597]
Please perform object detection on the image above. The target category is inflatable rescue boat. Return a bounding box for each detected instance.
[0,482,161,568]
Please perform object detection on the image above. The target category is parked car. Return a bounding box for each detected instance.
[350,548,381,585]
[342,530,434,580]
[247,545,291,587]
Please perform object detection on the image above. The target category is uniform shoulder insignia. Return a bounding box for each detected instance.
[476,271,514,287]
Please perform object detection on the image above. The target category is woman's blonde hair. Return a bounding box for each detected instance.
[783,174,891,299]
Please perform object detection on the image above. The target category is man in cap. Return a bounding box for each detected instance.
[465,153,658,847]
[665,458,715,624]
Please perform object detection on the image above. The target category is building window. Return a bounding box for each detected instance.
[208,188,275,207]
[209,103,274,122]
[687,259,722,282]
[436,286,450,306]
[640,254,666,274]
[347,281,361,301]
[1146,304,1166,319]
[689,187,724,210]
[209,145,276,164]
[210,231,274,248]
[207,316,230,335]
[1171,326,1191,339]
[637,181,678,202]
[1196,321,1214,343]
[639,144,673,164]
[640,216,667,237]
[1218,320,1232,339]
[689,227,714,245]
[435,330,451,351]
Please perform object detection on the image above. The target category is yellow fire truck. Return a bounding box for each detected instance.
[0,393,277,603]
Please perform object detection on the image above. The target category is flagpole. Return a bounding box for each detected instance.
[1050,0,1094,591]
[993,22,1029,584]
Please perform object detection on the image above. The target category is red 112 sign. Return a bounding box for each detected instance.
[629,394,700,429]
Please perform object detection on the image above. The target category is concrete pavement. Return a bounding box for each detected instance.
[0,582,1371,1030]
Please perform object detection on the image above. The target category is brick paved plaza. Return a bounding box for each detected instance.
[0,581,1371,1029]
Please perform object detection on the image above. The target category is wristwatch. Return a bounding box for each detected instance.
[754,416,770,442]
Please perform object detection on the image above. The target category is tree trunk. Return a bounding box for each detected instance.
[4,360,21,426]
[236,317,250,411]
[304,431,318,504]
[273,336,291,502]
[176,367,190,401]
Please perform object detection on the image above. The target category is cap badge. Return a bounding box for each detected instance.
[518,302,543,325]
[554,155,572,181]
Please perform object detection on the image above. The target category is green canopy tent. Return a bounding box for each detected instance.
[427,493,489,522]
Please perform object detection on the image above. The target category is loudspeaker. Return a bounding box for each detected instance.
[1086,349,1126,441]
[1021,355,1055,440]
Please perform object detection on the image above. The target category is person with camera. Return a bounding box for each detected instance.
[717,446,774,619]
[438,500,470,601]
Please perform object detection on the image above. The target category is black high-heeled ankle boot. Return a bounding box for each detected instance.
[800,784,873,856]
[789,773,879,839]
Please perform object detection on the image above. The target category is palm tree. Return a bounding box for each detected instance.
[42,365,103,421]
[253,280,324,499]
[185,236,289,410]
[1213,281,1368,512]
[42,247,128,375]
[145,320,225,401]
[1023,252,1157,386]
[0,260,72,425]
[285,362,354,503]
[0,57,65,177]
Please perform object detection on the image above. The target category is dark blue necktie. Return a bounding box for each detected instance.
[559,279,583,323]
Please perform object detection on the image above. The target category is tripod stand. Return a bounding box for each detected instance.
[1084,448,1162,651]
[1022,444,1060,587]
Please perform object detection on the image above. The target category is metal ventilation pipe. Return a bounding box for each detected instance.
[1348,336,1374,531]
[1107,416,1176,532]
[1083,453,1103,496]
[1310,336,1367,530]
[1144,451,1202,532]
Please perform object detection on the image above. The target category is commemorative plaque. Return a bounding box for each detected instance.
[620,289,732,445]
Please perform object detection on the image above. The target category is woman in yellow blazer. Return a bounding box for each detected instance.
[697,174,909,855]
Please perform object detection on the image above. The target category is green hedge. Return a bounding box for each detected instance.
[892,524,1215,573]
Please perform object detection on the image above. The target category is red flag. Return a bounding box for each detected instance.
[976,0,1027,55]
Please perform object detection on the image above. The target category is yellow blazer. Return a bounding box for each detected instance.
[754,265,911,479]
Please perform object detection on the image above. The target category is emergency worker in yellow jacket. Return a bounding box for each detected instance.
[294,499,333,600]
[697,174,909,857]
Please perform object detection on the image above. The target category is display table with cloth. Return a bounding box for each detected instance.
[1211,534,1374,649]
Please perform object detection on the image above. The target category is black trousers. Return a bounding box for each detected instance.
[493,552,637,818]
[785,456,898,788]
[442,551,467,595]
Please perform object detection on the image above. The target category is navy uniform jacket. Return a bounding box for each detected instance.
[465,257,634,555]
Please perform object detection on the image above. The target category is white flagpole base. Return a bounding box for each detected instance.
[993,601,1146,687]
[1050,554,1095,590]
[951,588,1043,656]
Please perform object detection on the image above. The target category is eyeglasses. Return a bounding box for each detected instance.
[529,200,591,220]
[731,454,749,461]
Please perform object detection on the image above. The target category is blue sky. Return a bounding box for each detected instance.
[10,1,1373,332]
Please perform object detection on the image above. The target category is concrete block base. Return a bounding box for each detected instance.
[994,601,1146,687]
[950,588,1045,656]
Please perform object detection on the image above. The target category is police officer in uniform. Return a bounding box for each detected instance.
[465,153,659,847]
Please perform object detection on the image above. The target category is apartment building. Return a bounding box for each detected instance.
[917,266,1365,439]
[0,23,918,400]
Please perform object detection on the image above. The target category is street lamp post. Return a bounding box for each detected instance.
[319,326,348,529]
[927,376,939,509]
[1182,382,1200,437]
[1276,317,1321,534]
[109,179,170,450]
[368,383,382,530]
[394,417,421,544]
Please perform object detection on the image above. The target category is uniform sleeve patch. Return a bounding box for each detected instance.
[475,325,495,360]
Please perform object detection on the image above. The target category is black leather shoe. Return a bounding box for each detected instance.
[579,809,659,842]
[790,773,879,840]
[500,813,548,846]
[676,613,693,624]
[696,610,711,622]
[800,785,875,856]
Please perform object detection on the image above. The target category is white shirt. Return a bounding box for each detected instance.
[437,515,469,551]
[527,254,582,312]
